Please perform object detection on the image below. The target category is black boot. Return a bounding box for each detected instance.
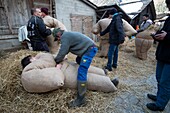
[112,65,117,69]
[147,94,157,101]
[146,103,164,111]
[111,78,119,87]
[69,81,87,108]
[104,66,112,71]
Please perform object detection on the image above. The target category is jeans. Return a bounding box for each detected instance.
[107,43,118,69]
[155,60,170,109]
[77,46,98,81]
[31,41,49,52]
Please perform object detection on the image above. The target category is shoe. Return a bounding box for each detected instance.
[69,81,87,108]
[69,97,87,108]
[111,78,119,87]
[146,103,164,111]
[112,65,117,69]
[104,66,112,71]
[147,94,157,101]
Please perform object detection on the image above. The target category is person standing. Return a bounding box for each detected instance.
[100,8,125,71]
[52,28,98,108]
[146,0,170,111]
[137,13,153,33]
[27,8,51,52]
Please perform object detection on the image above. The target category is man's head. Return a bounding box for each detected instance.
[166,0,170,10]
[142,14,150,21]
[21,55,32,69]
[109,8,118,15]
[108,8,118,18]
[31,8,42,17]
[52,28,64,41]
[41,7,49,17]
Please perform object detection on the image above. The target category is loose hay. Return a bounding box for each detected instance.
[0,41,159,112]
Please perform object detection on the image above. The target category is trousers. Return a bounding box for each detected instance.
[77,46,98,81]
[156,60,170,109]
[30,40,49,52]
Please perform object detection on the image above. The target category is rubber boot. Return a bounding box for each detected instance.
[69,81,87,108]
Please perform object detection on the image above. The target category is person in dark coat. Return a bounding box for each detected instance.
[27,8,51,52]
[146,0,170,111]
[100,8,125,71]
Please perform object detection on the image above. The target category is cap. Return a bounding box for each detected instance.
[109,8,117,15]
[53,28,61,41]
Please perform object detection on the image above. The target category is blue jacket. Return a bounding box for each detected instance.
[100,13,125,45]
[156,15,170,63]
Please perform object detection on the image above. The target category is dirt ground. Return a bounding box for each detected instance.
[0,39,170,113]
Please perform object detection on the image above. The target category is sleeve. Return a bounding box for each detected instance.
[164,32,170,41]
[100,23,110,36]
[55,39,70,64]
[37,18,51,37]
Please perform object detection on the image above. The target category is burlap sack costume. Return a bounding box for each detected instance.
[21,53,117,93]
[21,53,65,93]
[61,61,117,92]
[135,25,158,60]
[92,18,137,57]
[42,15,67,54]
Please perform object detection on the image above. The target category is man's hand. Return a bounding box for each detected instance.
[154,31,167,40]
[97,34,100,37]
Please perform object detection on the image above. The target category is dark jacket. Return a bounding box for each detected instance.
[100,13,125,45]
[156,16,170,63]
[27,16,51,42]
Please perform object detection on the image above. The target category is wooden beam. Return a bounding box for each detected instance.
[100,10,107,19]
[3,1,14,34]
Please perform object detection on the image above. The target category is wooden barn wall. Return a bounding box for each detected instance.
[70,14,93,38]
[0,0,30,35]
[55,0,96,39]
[0,0,52,50]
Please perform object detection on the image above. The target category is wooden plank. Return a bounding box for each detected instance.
[0,35,18,40]
[0,38,21,50]
[3,0,13,34]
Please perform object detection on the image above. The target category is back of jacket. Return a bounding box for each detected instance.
[100,14,125,45]
[27,16,51,42]
[156,16,170,63]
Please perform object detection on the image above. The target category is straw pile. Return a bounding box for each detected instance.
[0,39,157,112]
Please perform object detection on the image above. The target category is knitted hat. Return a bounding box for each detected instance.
[109,8,117,15]
[41,7,48,15]
[53,28,61,41]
